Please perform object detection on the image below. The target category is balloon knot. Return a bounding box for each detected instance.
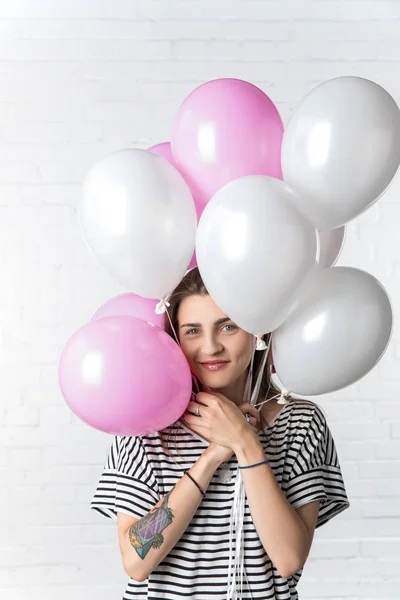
[155,296,171,315]
[255,334,267,351]
[277,387,291,405]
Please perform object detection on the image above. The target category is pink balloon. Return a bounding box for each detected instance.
[92,292,164,329]
[171,78,284,199]
[59,316,192,436]
[147,141,174,163]
[148,141,205,269]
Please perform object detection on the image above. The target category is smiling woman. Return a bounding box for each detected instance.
[177,295,256,406]
[181,318,235,370]
[90,266,350,600]
[159,269,286,472]
[164,269,280,417]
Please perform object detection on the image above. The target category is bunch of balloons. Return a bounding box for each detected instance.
[59,76,400,435]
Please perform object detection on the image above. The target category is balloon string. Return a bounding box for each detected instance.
[253,388,291,408]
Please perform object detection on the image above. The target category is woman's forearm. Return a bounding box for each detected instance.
[124,446,222,582]
[233,433,311,578]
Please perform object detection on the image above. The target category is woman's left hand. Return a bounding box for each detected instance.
[182,391,259,450]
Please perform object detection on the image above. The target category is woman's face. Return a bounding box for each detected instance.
[177,294,254,391]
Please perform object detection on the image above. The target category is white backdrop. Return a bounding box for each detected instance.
[1,1,400,598]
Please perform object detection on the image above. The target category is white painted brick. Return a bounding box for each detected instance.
[0,122,70,143]
[39,405,73,426]
[41,483,76,503]
[3,565,80,586]
[359,461,400,479]
[300,579,400,598]
[328,421,391,441]
[347,477,400,498]
[309,538,359,559]
[325,518,400,537]
[361,499,400,518]
[0,547,31,569]
[339,461,358,480]
[289,20,400,41]
[5,406,39,426]
[391,422,400,438]
[305,557,400,579]
[0,185,22,205]
[6,447,41,468]
[23,465,101,486]
[336,441,375,460]
[0,163,40,184]
[373,400,400,419]
[0,39,172,61]
[319,400,375,421]
[0,18,157,40]
[373,441,400,459]
[360,539,400,558]
[8,485,41,506]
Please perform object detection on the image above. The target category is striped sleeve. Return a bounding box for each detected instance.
[285,405,350,528]
[90,435,161,522]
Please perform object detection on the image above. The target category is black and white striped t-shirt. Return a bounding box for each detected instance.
[91,398,350,599]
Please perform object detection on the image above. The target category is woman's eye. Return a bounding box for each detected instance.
[186,325,236,335]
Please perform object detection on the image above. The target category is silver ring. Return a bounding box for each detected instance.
[245,413,252,422]
[195,406,200,417]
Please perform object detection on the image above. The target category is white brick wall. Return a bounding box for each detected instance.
[1,1,400,598]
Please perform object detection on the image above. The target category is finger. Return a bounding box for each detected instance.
[238,409,257,427]
[190,393,210,406]
[186,401,206,415]
[247,407,260,422]
[238,403,260,422]
[182,411,206,427]
[195,391,215,405]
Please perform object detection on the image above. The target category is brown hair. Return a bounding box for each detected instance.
[160,266,284,466]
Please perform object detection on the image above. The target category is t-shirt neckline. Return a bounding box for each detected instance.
[177,401,291,445]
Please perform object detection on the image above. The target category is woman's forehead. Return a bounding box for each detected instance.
[178,294,227,324]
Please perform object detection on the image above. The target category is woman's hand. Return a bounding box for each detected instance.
[182,391,261,463]
[208,402,261,464]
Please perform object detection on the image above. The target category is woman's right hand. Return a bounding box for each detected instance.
[207,403,261,464]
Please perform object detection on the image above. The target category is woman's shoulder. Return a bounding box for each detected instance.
[283,397,331,449]
[287,397,327,421]
[272,397,328,441]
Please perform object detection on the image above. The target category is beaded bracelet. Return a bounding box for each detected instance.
[238,458,270,470]
[184,470,206,498]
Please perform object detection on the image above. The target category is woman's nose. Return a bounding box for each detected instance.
[201,335,223,354]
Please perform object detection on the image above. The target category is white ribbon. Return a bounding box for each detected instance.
[226,338,269,600]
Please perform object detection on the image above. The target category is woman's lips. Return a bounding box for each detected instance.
[200,362,229,371]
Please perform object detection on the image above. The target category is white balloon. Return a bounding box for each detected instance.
[196,175,318,335]
[318,226,346,269]
[282,76,400,230]
[80,149,197,299]
[272,267,393,396]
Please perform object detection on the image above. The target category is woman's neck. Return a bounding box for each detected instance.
[201,368,248,406]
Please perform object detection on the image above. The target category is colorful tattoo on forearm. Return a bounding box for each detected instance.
[128,490,175,560]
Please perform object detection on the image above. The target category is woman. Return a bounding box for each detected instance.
[91,267,350,599]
